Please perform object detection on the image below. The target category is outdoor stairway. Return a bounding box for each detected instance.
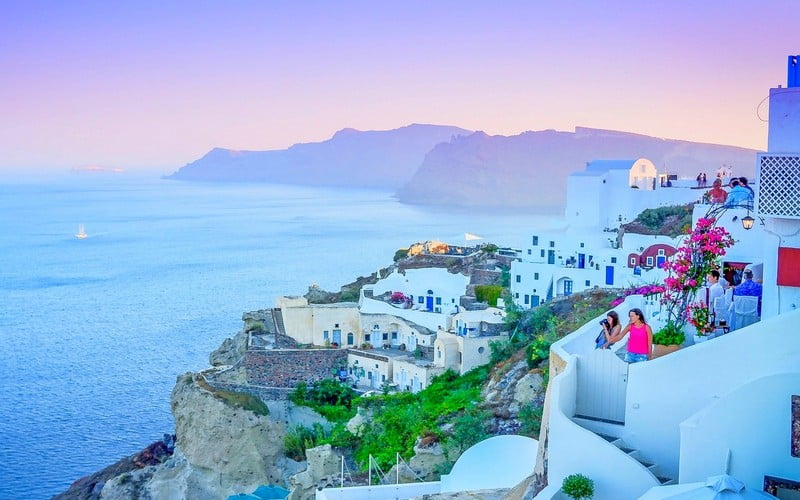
[271,308,286,336]
[596,433,676,486]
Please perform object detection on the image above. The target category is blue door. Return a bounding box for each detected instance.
[605,266,614,285]
[564,280,573,296]
[578,253,585,269]
[657,256,666,268]
[426,296,433,311]
[531,295,540,307]
[333,329,341,344]
[548,250,555,265]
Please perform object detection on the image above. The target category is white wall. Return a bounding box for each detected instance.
[678,372,800,488]
[359,296,447,332]
[542,304,660,500]
[622,309,800,481]
[316,482,441,500]
[370,268,468,313]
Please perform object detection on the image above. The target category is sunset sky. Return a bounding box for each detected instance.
[1,1,797,171]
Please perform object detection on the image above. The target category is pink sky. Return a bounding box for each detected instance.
[1,1,797,171]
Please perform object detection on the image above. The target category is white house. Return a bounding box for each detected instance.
[367,268,467,314]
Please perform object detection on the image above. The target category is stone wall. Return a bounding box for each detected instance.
[245,349,348,388]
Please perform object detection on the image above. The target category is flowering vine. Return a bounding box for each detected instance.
[660,217,735,329]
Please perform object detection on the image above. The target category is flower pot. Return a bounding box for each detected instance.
[652,344,681,358]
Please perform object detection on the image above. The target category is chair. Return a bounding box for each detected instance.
[730,295,760,330]
[713,296,730,327]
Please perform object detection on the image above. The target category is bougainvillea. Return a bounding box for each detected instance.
[611,284,666,307]
[660,217,735,329]
[686,301,713,336]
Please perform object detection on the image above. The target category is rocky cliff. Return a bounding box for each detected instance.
[397,127,758,210]
[166,124,471,189]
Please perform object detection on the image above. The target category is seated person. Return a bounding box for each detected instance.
[707,179,728,204]
[733,269,762,315]
[725,179,753,209]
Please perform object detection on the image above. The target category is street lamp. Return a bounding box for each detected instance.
[741,215,756,230]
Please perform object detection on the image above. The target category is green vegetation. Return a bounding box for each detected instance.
[394,248,409,262]
[631,204,694,237]
[197,377,270,416]
[518,401,544,438]
[482,243,499,254]
[475,285,503,306]
[653,321,686,346]
[289,379,357,422]
[244,320,266,333]
[284,423,329,461]
[488,338,517,365]
[562,473,595,499]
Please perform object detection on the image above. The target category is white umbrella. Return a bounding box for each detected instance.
[639,474,776,499]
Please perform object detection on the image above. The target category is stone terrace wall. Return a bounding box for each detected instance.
[245,349,348,388]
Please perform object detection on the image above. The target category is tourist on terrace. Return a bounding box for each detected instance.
[733,269,763,315]
[724,179,753,209]
[701,173,707,187]
[708,269,725,306]
[738,176,755,197]
[613,308,653,363]
[596,311,621,349]
[707,179,728,204]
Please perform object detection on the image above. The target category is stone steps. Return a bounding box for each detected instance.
[595,433,676,486]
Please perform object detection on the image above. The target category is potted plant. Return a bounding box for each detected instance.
[686,301,713,343]
[562,473,594,500]
[652,321,685,358]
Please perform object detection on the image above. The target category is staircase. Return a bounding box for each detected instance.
[596,433,676,485]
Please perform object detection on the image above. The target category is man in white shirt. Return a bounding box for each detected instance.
[707,270,725,309]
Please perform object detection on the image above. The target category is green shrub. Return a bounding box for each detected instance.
[562,473,594,499]
[443,406,490,459]
[245,320,266,333]
[482,243,499,254]
[475,285,503,306]
[394,248,409,262]
[526,331,556,369]
[518,402,544,437]
[653,321,685,346]
[488,338,517,365]
[289,379,357,422]
[284,423,329,461]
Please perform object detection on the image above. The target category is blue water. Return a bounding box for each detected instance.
[0,176,549,499]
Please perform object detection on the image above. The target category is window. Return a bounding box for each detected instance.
[381,374,386,382]
[585,280,591,286]
[549,241,555,248]
[630,257,636,265]
[540,249,546,258]
[418,296,424,304]
[365,334,371,341]
[478,346,485,354]
[323,330,329,339]
[437,349,442,359]
[515,293,519,299]
[382,333,388,340]
[646,256,654,266]
[611,257,617,264]
[515,275,521,283]
[373,324,379,329]
[528,249,532,255]
[580,242,585,248]
[391,331,398,340]
[451,298,455,303]
[435,297,442,305]
[534,272,539,280]
[658,249,665,256]
[367,372,372,379]
[532,236,539,246]
[335,323,339,328]
[524,294,529,304]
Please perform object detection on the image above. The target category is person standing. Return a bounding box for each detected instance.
[701,173,707,187]
[613,308,653,363]
[596,311,622,349]
[733,269,763,315]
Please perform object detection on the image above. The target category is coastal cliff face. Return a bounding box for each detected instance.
[100,372,297,499]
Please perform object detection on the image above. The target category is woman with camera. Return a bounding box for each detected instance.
[595,311,621,349]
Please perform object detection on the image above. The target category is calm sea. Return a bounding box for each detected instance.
[0,175,552,499]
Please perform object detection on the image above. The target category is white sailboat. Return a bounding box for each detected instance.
[75,224,88,239]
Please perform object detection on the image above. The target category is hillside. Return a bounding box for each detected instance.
[396,127,758,210]
[165,124,472,189]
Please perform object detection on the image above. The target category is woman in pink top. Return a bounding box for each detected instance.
[614,308,653,363]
